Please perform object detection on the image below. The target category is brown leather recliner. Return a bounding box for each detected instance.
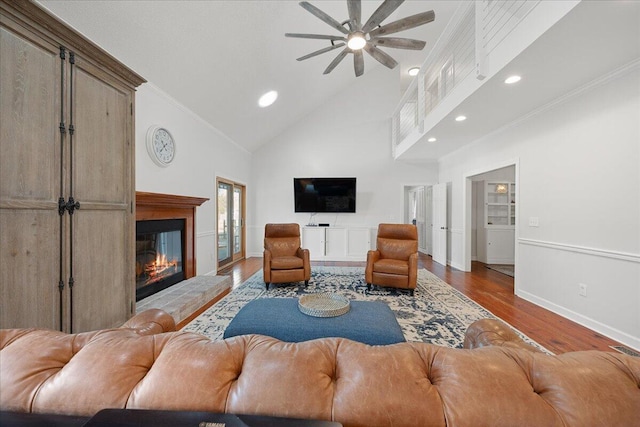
[365,223,418,295]
[263,223,310,290]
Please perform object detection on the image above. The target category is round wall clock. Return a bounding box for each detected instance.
[146,125,176,167]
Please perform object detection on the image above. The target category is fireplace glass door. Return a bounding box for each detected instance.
[136,219,185,301]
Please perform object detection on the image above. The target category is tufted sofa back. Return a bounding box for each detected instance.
[2,327,639,427]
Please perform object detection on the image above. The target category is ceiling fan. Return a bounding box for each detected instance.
[285,0,435,77]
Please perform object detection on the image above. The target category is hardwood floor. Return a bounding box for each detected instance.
[217,254,625,355]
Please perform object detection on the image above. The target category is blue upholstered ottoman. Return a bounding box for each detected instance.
[223,298,405,345]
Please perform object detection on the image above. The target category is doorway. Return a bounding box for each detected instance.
[217,178,245,269]
[463,162,517,284]
[404,185,433,255]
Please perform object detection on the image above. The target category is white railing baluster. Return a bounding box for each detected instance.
[390,0,550,155]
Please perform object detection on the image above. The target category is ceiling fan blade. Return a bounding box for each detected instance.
[354,50,364,77]
[285,33,346,41]
[369,10,435,37]
[370,37,426,50]
[299,1,349,34]
[347,0,361,30]
[323,48,349,74]
[296,43,346,61]
[362,0,405,33]
[364,43,398,69]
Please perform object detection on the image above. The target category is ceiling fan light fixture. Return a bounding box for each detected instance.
[288,1,435,77]
[408,67,420,76]
[347,32,366,50]
[258,90,278,108]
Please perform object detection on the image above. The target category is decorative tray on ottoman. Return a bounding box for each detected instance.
[298,293,350,317]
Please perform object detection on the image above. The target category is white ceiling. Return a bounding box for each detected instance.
[398,0,640,162]
[38,0,462,153]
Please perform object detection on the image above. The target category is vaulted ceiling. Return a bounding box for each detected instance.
[39,0,462,152]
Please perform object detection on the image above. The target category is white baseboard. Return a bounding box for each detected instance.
[449,260,466,271]
[517,289,640,351]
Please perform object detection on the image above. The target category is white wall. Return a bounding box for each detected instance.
[135,84,252,275]
[439,65,640,349]
[249,67,438,256]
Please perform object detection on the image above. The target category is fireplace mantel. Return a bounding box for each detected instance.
[136,192,209,280]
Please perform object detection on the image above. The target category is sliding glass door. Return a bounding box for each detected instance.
[217,178,245,269]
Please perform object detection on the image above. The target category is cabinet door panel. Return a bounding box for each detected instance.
[0,210,61,329]
[302,227,326,261]
[486,229,515,264]
[72,211,131,332]
[0,26,61,202]
[72,62,131,205]
[346,228,370,259]
[325,228,346,257]
[68,58,134,332]
[0,24,63,329]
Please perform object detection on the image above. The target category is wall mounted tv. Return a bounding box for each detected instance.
[294,178,356,213]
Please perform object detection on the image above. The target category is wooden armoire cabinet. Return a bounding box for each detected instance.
[0,0,145,332]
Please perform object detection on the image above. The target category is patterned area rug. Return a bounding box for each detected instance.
[184,267,546,351]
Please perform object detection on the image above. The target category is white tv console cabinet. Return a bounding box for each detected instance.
[301,226,374,261]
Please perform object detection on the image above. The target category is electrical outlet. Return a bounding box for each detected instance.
[528,217,539,227]
[579,283,587,297]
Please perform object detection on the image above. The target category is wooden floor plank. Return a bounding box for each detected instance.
[216,254,625,354]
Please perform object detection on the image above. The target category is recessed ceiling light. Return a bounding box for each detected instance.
[427,137,436,142]
[505,75,521,84]
[455,115,467,122]
[408,67,420,77]
[258,90,278,108]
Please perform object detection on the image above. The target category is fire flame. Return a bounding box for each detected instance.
[145,254,178,278]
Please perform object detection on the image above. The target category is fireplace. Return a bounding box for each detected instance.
[135,192,209,302]
[136,219,185,301]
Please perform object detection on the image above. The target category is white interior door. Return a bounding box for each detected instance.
[432,183,448,266]
[425,186,433,255]
[414,187,428,253]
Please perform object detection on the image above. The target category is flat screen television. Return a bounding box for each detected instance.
[294,177,356,213]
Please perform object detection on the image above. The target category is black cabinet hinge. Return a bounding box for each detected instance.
[68,124,75,135]
[58,279,65,292]
[69,51,75,64]
[68,276,75,289]
[59,46,66,60]
[59,122,66,134]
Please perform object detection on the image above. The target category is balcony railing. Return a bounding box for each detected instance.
[391,0,564,157]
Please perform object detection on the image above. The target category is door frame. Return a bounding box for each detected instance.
[462,158,519,286]
[216,177,246,270]
[432,182,448,266]
[402,183,434,255]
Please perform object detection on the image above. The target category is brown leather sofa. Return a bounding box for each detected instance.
[365,223,418,295]
[1,310,639,427]
[263,223,311,289]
